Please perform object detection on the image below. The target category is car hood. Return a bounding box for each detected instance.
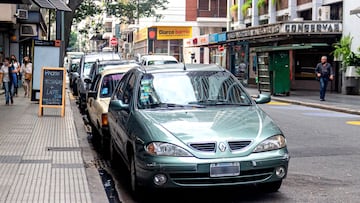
[139,106,280,144]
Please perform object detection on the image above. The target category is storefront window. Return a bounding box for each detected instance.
[210,47,226,68]
[154,40,168,54]
[170,40,182,62]
[232,43,249,85]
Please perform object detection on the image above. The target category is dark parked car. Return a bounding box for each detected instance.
[107,63,289,194]
[74,52,121,113]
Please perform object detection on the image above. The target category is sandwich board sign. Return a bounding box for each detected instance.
[38,67,66,117]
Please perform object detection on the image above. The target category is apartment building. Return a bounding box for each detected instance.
[0,0,70,62]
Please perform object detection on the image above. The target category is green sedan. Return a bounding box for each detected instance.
[108,64,289,194]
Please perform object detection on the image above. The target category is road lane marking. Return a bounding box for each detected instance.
[267,101,289,105]
[302,112,360,118]
[346,121,360,126]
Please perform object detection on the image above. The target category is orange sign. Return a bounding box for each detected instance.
[157,27,192,40]
[134,28,148,42]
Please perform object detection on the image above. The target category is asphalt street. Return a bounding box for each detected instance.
[103,101,360,203]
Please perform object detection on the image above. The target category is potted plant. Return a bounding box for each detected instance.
[230,4,238,21]
[241,0,252,17]
[332,34,360,94]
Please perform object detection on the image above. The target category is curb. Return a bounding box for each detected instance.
[271,97,360,116]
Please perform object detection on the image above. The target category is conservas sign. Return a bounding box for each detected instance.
[157,27,192,40]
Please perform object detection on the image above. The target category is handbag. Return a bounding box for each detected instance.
[25,73,32,80]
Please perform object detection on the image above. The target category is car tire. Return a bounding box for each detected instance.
[258,180,282,193]
[129,153,144,197]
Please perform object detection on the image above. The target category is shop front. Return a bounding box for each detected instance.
[133,26,192,61]
[209,32,227,68]
[226,21,343,94]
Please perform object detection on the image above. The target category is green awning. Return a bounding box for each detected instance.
[254,43,329,52]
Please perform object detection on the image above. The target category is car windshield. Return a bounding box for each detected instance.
[100,73,124,98]
[138,71,252,109]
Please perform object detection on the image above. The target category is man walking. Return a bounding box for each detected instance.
[315,56,334,101]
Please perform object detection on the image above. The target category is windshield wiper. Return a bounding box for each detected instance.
[189,100,252,106]
[148,103,205,109]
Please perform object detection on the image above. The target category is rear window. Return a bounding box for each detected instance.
[148,60,178,65]
[100,73,124,98]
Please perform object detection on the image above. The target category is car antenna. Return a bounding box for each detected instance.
[183,63,187,71]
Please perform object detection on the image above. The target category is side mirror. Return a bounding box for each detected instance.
[88,90,97,99]
[254,93,271,104]
[109,100,129,111]
[84,77,92,84]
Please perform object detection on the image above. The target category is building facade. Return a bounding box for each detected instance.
[225,0,344,93]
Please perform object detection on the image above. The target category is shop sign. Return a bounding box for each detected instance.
[281,22,342,33]
[184,38,193,47]
[218,32,227,42]
[157,26,192,40]
[198,35,209,46]
[209,33,218,44]
[134,27,148,43]
[227,24,281,40]
[227,21,342,40]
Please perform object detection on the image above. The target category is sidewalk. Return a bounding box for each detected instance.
[246,87,360,115]
[0,88,108,202]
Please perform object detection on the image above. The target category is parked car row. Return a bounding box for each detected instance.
[71,54,289,196]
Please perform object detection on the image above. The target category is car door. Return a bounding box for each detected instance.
[88,74,101,126]
[108,72,133,158]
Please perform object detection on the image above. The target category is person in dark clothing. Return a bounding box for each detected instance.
[315,56,334,101]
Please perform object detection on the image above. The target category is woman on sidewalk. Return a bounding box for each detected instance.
[20,56,32,98]
[0,57,17,105]
[10,55,20,97]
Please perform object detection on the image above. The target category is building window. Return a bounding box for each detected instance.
[154,40,168,54]
[299,9,312,20]
[199,0,210,11]
[330,2,342,20]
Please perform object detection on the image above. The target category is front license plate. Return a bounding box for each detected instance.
[210,162,240,177]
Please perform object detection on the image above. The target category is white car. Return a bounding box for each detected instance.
[86,64,137,156]
[140,55,179,66]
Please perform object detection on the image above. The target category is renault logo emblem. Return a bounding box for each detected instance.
[218,142,227,152]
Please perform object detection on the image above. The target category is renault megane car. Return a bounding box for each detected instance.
[107,63,289,194]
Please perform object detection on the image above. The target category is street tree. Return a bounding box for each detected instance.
[63,0,169,49]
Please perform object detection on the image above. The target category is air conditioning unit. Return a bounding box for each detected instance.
[20,24,38,37]
[247,8,252,17]
[15,9,28,20]
[318,6,330,21]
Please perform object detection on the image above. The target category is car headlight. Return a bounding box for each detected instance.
[253,135,286,152]
[146,142,193,157]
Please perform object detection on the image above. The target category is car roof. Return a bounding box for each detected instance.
[141,55,178,61]
[84,52,121,62]
[138,63,225,74]
[100,64,139,76]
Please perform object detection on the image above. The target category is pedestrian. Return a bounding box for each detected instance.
[20,56,32,98]
[0,57,17,105]
[10,55,20,96]
[315,56,334,101]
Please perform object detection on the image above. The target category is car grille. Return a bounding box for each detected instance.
[189,143,216,152]
[228,141,252,151]
[170,168,274,185]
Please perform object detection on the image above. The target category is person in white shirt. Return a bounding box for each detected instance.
[0,57,17,105]
[10,55,20,96]
[20,56,32,98]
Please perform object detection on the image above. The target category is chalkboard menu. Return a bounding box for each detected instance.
[39,67,66,117]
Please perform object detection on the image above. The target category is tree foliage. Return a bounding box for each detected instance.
[73,0,102,24]
[106,0,168,24]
